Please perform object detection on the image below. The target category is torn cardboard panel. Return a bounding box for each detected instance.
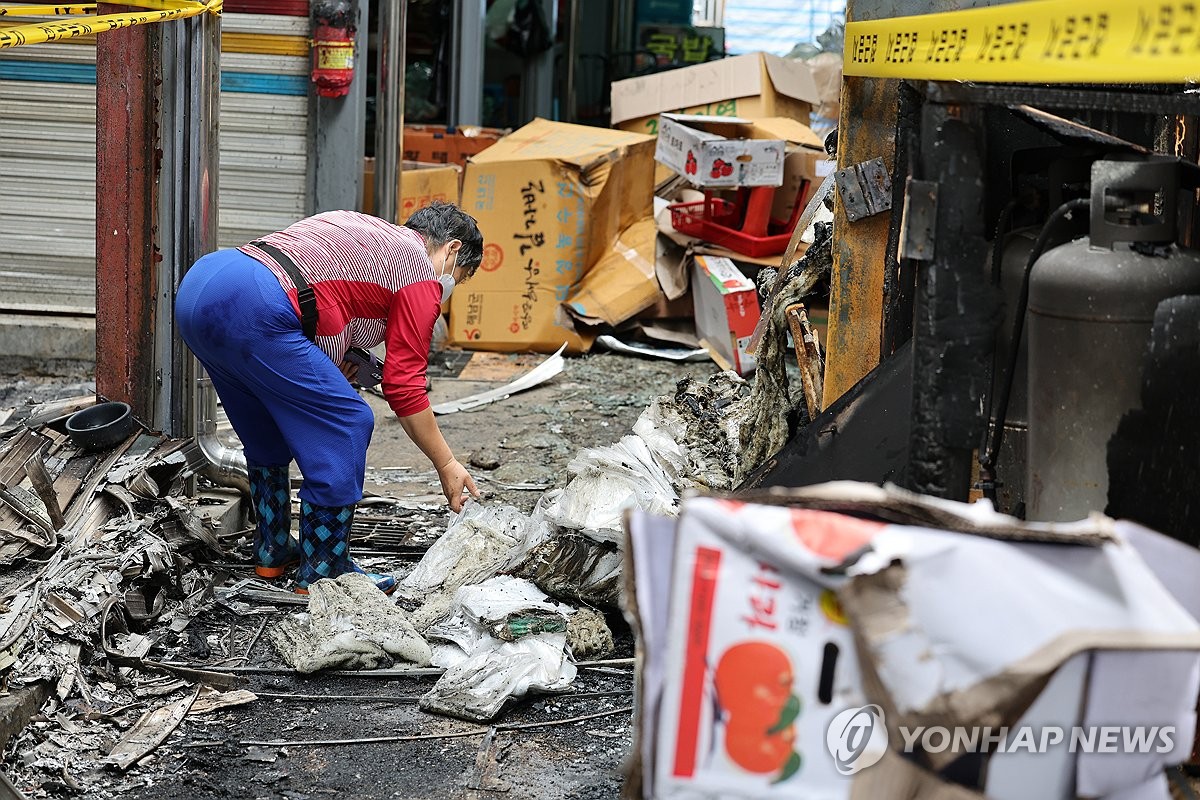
[652,227,690,301]
[565,218,661,327]
[848,749,984,800]
[839,519,1200,771]
[105,688,200,770]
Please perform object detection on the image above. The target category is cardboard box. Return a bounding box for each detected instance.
[399,161,461,223]
[449,118,656,353]
[611,52,819,136]
[402,124,507,167]
[627,484,1200,800]
[655,114,787,188]
[360,159,462,223]
[692,255,760,375]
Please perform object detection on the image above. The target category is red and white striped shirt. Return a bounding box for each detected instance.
[239,210,441,417]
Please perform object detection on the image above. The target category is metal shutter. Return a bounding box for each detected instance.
[0,13,311,314]
[0,42,97,313]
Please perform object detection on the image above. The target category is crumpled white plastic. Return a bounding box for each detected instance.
[419,632,576,723]
[402,503,549,593]
[425,576,571,668]
[542,433,679,545]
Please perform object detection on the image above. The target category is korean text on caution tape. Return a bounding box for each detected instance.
[843,0,1200,84]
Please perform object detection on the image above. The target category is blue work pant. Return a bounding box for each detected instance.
[175,249,373,507]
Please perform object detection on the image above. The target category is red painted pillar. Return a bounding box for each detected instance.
[94,14,160,421]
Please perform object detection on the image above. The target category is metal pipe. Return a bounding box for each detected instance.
[195,373,250,495]
[374,0,406,222]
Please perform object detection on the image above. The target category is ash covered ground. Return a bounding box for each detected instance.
[1,351,715,800]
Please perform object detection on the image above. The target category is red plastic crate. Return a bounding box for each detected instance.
[668,181,810,258]
[669,197,795,258]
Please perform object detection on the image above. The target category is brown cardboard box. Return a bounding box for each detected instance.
[691,254,761,375]
[449,118,656,353]
[610,52,819,137]
[361,159,462,223]
[398,161,461,223]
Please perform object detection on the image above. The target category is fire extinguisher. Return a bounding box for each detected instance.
[310,0,356,98]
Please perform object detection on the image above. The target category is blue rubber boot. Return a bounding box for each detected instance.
[248,465,300,578]
[294,501,396,595]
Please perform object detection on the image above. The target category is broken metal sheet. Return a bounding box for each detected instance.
[899,178,938,262]
[595,335,710,363]
[0,429,47,487]
[135,678,191,699]
[105,687,200,770]
[0,486,54,546]
[431,344,566,415]
[99,599,248,691]
[187,687,257,716]
[218,578,308,608]
[41,593,86,635]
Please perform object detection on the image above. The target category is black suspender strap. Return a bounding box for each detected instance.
[249,239,318,342]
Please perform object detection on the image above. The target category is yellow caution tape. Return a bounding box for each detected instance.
[843,0,1200,84]
[0,0,219,48]
[0,5,95,16]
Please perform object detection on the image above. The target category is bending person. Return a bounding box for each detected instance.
[175,202,482,593]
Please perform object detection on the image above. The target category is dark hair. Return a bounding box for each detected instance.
[404,201,484,277]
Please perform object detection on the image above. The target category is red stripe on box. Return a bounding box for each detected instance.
[672,545,722,778]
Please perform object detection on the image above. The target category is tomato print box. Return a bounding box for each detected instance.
[654,497,870,799]
[655,114,787,189]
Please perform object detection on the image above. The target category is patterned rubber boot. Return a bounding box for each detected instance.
[294,501,396,595]
[248,465,300,578]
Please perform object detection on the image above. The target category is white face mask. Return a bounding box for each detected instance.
[438,240,461,302]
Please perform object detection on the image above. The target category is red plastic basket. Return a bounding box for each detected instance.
[668,184,808,258]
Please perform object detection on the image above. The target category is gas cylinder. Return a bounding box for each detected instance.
[1026,158,1200,521]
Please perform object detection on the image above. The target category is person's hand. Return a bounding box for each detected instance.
[437,457,481,513]
[337,358,357,383]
